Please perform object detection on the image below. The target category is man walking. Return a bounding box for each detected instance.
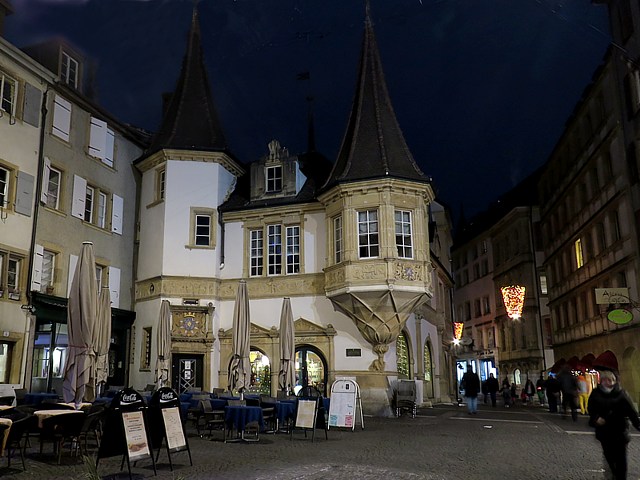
[486,373,499,407]
[461,367,480,414]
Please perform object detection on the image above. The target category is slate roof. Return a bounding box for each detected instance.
[146,7,228,155]
[322,5,428,190]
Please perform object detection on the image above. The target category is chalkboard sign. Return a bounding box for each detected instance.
[148,387,192,471]
[328,379,364,431]
[96,388,156,479]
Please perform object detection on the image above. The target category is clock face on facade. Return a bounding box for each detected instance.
[181,316,197,335]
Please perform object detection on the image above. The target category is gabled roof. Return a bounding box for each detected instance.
[323,4,428,190]
[146,7,227,155]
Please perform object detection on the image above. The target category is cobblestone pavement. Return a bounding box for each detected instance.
[1,403,639,480]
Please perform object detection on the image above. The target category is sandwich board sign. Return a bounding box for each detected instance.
[328,379,364,430]
[148,387,192,470]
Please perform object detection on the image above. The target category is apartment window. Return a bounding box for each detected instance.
[249,229,264,277]
[41,250,56,293]
[140,327,152,370]
[574,239,584,269]
[45,166,61,209]
[610,211,621,242]
[84,186,94,223]
[480,240,487,254]
[286,226,300,274]
[88,116,115,167]
[474,299,481,318]
[473,263,480,281]
[394,210,413,259]
[157,168,166,201]
[358,210,379,258]
[0,166,8,208]
[266,165,282,193]
[482,296,491,315]
[539,274,548,295]
[480,259,488,277]
[52,94,71,142]
[616,271,627,288]
[464,302,471,321]
[7,257,20,299]
[194,214,212,246]
[334,216,343,264]
[596,223,606,253]
[95,265,103,291]
[97,192,107,229]
[267,225,282,275]
[0,341,12,383]
[0,72,17,116]
[60,51,79,89]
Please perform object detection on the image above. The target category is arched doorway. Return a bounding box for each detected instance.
[249,348,271,395]
[294,345,327,396]
[423,339,434,398]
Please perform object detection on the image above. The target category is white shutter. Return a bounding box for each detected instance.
[15,171,34,216]
[104,129,115,167]
[52,95,71,142]
[67,254,78,296]
[31,244,44,292]
[108,266,120,309]
[71,174,87,219]
[89,116,107,159]
[111,193,123,235]
[41,157,51,204]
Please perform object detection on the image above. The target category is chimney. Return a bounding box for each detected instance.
[0,0,14,38]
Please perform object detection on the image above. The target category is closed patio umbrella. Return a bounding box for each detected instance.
[228,280,251,398]
[63,242,99,405]
[278,297,295,395]
[95,286,112,396]
[155,300,172,389]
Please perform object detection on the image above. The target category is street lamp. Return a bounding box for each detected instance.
[501,285,526,319]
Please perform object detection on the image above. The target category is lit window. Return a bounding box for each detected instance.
[334,216,342,264]
[250,229,263,277]
[539,274,548,295]
[266,166,282,192]
[286,226,300,274]
[574,239,584,269]
[395,210,413,259]
[358,210,379,258]
[195,214,211,246]
[61,51,79,89]
[0,72,17,116]
[267,225,282,275]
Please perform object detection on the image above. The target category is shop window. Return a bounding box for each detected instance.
[294,347,327,396]
[396,332,410,379]
[248,349,271,395]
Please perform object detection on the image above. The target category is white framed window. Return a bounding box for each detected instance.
[334,216,342,264]
[358,210,379,258]
[60,51,78,89]
[89,116,115,167]
[41,249,56,293]
[7,256,21,300]
[395,210,413,258]
[266,165,282,193]
[95,265,103,291]
[97,191,107,228]
[84,185,94,223]
[0,166,8,208]
[157,168,166,201]
[267,224,282,275]
[286,226,300,274]
[195,214,211,246]
[45,165,61,209]
[52,94,71,142]
[249,229,264,277]
[0,72,17,116]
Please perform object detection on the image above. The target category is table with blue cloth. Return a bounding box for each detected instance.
[224,405,264,442]
[263,400,296,432]
[22,393,58,406]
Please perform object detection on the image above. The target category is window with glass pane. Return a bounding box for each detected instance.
[396,333,410,379]
[7,257,19,294]
[266,166,282,192]
[0,73,16,115]
[286,226,300,274]
[157,168,166,201]
[84,186,94,222]
[61,52,78,89]
[423,341,432,382]
[95,265,103,291]
[41,250,55,293]
[97,192,107,228]
[334,216,342,264]
[0,166,8,208]
[250,229,263,276]
[574,238,584,269]
[46,167,61,209]
[0,342,12,383]
[358,210,379,258]
[195,214,211,246]
[267,225,282,275]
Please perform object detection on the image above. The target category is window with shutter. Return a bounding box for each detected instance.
[0,72,17,116]
[52,95,71,142]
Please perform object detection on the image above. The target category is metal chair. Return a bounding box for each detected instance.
[39,412,86,464]
[5,414,33,471]
[198,399,226,441]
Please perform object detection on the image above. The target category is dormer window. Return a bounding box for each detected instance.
[266,165,282,193]
[61,51,79,89]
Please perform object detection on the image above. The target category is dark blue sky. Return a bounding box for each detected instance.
[6,0,611,217]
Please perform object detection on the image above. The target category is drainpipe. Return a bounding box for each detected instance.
[528,205,547,372]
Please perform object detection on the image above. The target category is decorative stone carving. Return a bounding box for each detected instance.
[394,262,422,281]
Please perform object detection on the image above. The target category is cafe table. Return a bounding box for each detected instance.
[224,405,264,442]
[33,409,84,428]
[58,402,92,410]
[23,392,58,407]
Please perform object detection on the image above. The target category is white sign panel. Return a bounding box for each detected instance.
[328,379,359,430]
[161,407,186,451]
[595,288,630,304]
[122,411,151,461]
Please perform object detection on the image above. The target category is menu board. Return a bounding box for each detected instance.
[328,379,363,430]
[295,400,317,429]
[161,407,186,451]
[122,411,151,461]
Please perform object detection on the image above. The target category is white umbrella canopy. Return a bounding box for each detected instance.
[155,300,172,389]
[63,242,99,405]
[278,297,296,394]
[228,280,251,396]
[95,286,112,393]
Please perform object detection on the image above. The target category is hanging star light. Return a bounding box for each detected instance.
[453,322,464,341]
[501,285,526,319]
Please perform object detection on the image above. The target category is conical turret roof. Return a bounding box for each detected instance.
[323,4,428,189]
[147,7,227,154]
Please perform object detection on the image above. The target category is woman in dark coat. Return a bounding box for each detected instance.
[588,370,640,479]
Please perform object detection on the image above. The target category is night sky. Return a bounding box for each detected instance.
[6,0,611,218]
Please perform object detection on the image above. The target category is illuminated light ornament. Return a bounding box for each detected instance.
[453,322,464,341]
[501,285,526,319]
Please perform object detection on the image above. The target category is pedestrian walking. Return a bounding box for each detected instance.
[510,382,517,405]
[486,373,499,407]
[546,373,561,413]
[577,374,589,415]
[461,368,480,414]
[558,365,579,421]
[536,374,546,406]
[481,379,489,404]
[523,378,535,405]
[502,377,512,407]
[588,370,640,480]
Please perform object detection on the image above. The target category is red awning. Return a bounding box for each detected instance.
[549,358,566,374]
[593,350,618,371]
